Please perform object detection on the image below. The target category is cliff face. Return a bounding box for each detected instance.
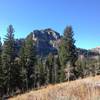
[32,28,61,56]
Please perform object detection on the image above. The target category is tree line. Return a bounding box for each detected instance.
[0,25,100,98]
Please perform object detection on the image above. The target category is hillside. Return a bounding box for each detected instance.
[9,76,100,100]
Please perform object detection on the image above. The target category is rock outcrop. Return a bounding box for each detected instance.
[32,28,61,56]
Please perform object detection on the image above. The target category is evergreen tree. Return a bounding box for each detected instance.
[45,54,61,84]
[36,58,46,87]
[53,55,61,83]
[25,33,36,89]
[45,58,50,85]
[12,58,22,92]
[0,37,4,96]
[19,41,28,91]
[75,57,87,78]
[59,26,78,81]
[46,53,55,84]
[2,25,15,95]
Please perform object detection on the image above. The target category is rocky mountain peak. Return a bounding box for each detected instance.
[32,28,61,56]
[33,28,60,42]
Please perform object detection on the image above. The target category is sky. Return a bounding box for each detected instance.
[0,0,100,49]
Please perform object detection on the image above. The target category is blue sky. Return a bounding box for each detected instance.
[0,0,100,49]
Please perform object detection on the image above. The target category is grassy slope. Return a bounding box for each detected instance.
[9,76,100,100]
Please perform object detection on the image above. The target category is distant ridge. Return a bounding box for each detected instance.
[91,46,100,54]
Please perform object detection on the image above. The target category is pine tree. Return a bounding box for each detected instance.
[75,59,85,78]
[59,26,78,81]
[0,37,4,96]
[36,58,46,87]
[53,55,61,83]
[19,40,28,91]
[45,58,50,85]
[2,25,15,95]
[46,53,55,84]
[12,58,22,92]
[25,33,36,89]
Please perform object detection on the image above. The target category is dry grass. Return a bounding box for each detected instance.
[9,76,100,100]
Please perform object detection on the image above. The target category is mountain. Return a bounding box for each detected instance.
[77,48,100,60]
[31,28,61,56]
[91,47,100,54]
[31,28,100,58]
[15,28,100,58]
